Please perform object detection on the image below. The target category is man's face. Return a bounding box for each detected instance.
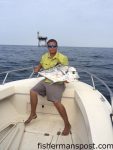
[47,41,57,55]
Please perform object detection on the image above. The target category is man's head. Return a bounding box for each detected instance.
[47,39,58,55]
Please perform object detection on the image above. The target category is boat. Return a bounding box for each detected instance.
[0,66,113,150]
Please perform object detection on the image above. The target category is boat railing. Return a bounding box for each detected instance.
[0,66,34,85]
[0,66,113,116]
[77,68,113,116]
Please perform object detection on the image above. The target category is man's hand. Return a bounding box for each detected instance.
[34,67,39,73]
[64,80,69,83]
[33,64,42,73]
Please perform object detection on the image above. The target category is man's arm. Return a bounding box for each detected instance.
[34,64,42,73]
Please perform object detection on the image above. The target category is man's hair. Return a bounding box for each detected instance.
[47,39,58,46]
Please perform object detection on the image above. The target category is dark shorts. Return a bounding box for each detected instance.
[31,80,65,102]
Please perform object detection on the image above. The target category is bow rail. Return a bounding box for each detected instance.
[0,66,34,85]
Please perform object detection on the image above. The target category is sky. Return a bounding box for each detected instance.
[0,0,113,47]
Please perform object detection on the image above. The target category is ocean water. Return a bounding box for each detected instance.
[0,45,113,103]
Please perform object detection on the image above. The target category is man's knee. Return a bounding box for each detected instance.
[30,89,38,96]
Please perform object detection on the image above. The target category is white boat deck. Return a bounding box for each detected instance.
[20,113,82,150]
[0,92,86,150]
[0,111,83,150]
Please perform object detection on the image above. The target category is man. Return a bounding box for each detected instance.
[25,39,71,136]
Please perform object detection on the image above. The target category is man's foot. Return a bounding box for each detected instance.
[62,124,71,136]
[24,114,37,125]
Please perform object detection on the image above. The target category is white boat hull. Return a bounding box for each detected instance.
[0,77,113,150]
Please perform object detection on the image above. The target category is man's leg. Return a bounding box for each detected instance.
[24,90,38,124]
[53,101,71,136]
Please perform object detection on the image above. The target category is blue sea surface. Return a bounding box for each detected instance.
[0,45,113,103]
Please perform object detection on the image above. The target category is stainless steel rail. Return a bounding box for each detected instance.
[0,67,34,84]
